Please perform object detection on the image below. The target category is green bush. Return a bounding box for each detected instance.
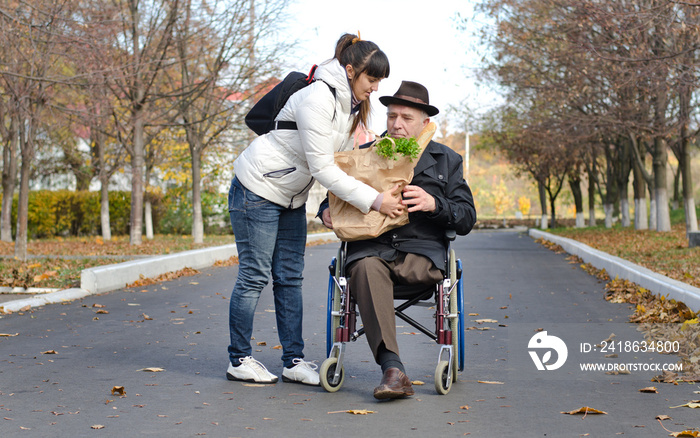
[0,190,135,238]
[0,188,230,237]
[158,186,228,235]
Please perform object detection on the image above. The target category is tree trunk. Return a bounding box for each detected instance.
[14,154,30,261]
[604,154,618,229]
[569,174,585,228]
[632,157,647,230]
[538,180,548,229]
[619,140,631,228]
[587,163,597,227]
[14,115,37,261]
[620,192,630,228]
[96,129,112,241]
[671,168,680,210]
[100,177,111,241]
[653,137,671,232]
[677,62,698,233]
[649,184,657,231]
[144,200,153,239]
[129,111,144,245]
[549,194,557,229]
[191,147,204,244]
[143,160,154,240]
[1,115,18,242]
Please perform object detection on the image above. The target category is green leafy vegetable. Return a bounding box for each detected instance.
[374,136,421,161]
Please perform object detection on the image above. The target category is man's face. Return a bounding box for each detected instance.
[386,104,429,139]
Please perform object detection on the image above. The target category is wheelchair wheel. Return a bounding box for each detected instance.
[320,357,345,393]
[448,249,460,382]
[326,258,341,357]
[434,360,451,395]
[326,246,345,357]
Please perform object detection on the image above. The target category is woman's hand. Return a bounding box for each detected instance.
[321,208,333,228]
[379,184,405,218]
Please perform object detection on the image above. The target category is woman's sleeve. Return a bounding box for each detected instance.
[295,91,379,214]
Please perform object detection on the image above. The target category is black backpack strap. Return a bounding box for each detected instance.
[275,120,299,130]
[275,81,336,131]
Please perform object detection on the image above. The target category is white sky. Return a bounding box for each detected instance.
[282,0,494,135]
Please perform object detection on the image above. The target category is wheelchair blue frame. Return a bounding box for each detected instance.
[457,259,465,371]
[326,257,337,358]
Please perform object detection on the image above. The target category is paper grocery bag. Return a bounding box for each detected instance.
[328,122,436,242]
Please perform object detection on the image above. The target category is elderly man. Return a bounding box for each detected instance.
[319,81,476,399]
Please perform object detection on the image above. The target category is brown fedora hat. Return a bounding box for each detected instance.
[379,81,439,116]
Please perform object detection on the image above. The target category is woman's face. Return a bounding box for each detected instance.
[346,65,382,101]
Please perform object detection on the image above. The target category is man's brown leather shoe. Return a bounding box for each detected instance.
[373,368,415,400]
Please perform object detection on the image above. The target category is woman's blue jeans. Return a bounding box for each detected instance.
[227,177,307,369]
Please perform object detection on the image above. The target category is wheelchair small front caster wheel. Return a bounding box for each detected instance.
[320,357,345,392]
[434,360,451,395]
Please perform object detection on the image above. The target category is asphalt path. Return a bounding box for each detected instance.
[1,230,698,437]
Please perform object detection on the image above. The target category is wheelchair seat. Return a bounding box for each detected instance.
[392,283,434,300]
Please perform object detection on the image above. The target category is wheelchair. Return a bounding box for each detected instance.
[319,231,465,395]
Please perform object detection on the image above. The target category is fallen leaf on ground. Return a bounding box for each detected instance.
[602,333,616,343]
[639,386,658,393]
[561,406,607,415]
[111,386,125,396]
[474,319,498,324]
[41,350,57,355]
[670,401,700,409]
[656,415,672,420]
[477,380,504,385]
[137,367,165,372]
[91,425,105,430]
[347,409,374,415]
[412,380,425,385]
[670,431,700,437]
[0,333,18,337]
[33,271,58,282]
[327,410,375,415]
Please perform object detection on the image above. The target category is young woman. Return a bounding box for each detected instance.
[226,33,403,385]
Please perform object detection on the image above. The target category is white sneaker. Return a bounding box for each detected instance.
[282,358,320,386]
[226,356,278,383]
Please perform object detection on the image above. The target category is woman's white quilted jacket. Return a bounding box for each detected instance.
[233,59,378,212]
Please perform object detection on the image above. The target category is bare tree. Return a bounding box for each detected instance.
[89,0,180,245]
[0,93,18,242]
[170,0,289,243]
[0,0,75,260]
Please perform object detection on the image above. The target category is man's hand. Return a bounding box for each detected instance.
[379,184,405,218]
[321,208,333,229]
[402,185,436,213]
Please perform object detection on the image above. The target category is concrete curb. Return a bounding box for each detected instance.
[0,232,340,314]
[80,243,240,295]
[0,288,93,313]
[529,229,700,312]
